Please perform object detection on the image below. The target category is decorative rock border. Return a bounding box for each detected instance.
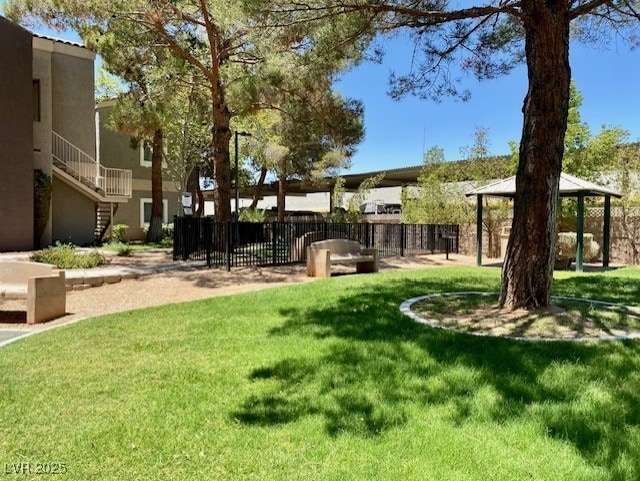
[63,262,205,291]
[400,292,640,342]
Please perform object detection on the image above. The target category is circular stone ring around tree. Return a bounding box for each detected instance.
[400,292,640,342]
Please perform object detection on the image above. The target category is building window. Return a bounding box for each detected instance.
[32,80,41,122]
[139,141,167,167]
[139,141,153,167]
[140,198,168,227]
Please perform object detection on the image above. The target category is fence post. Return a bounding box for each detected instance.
[172,215,179,261]
[272,221,277,265]
[181,216,190,261]
[205,218,212,268]
[400,224,405,257]
[225,221,231,272]
[430,225,435,254]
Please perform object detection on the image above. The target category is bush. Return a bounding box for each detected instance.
[111,242,133,257]
[33,170,52,249]
[111,224,129,243]
[239,208,268,222]
[31,242,108,269]
[142,223,174,245]
[556,232,601,262]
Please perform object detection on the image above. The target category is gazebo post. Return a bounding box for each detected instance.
[576,194,585,272]
[603,195,611,268]
[476,194,483,266]
[465,173,620,273]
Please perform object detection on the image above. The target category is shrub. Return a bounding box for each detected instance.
[31,242,108,269]
[33,170,52,248]
[112,242,133,257]
[161,222,173,240]
[142,222,173,242]
[239,208,268,222]
[556,232,601,262]
[111,224,129,243]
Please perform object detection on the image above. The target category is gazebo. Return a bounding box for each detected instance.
[465,173,622,271]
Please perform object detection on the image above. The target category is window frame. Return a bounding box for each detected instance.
[140,197,169,227]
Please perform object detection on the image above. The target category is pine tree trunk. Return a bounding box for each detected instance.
[499,2,571,309]
[146,129,164,244]
[211,95,232,222]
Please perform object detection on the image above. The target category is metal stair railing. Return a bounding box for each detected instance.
[52,131,132,198]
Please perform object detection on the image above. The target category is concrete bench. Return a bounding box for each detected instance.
[0,262,66,324]
[306,239,378,278]
[554,254,576,270]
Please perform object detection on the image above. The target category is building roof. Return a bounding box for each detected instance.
[32,32,86,49]
[232,164,423,199]
[464,172,622,198]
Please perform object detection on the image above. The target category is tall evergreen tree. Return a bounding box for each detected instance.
[261,0,640,309]
[7,0,365,222]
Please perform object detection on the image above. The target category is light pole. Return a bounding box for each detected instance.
[234,131,251,218]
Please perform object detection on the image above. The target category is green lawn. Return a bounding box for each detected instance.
[2,266,640,480]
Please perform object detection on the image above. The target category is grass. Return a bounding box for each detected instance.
[2,266,640,479]
[100,242,171,253]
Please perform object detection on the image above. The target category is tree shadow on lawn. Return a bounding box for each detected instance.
[235,272,640,474]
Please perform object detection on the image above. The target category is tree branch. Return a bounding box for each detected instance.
[569,0,615,19]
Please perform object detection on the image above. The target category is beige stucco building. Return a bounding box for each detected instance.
[0,17,180,250]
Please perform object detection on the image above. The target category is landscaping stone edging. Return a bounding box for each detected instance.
[400,292,640,342]
[63,262,207,291]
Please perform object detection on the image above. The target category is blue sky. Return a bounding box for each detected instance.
[14,12,640,176]
[336,34,640,173]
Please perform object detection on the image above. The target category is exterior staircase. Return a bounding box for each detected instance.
[51,131,132,242]
[51,131,132,201]
[95,202,119,242]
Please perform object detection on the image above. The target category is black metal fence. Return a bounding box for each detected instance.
[173,216,459,269]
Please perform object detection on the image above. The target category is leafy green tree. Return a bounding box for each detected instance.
[402,146,475,226]
[95,67,123,103]
[460,128,511,258]
[94,24,189,242]
[562,82,593,180]
[403,130,512,257]
[264,0,640,309]
[162,83,212,196]
[597,137,640,263]
[235,82,364,221]
[344,173,385,223]
[8,0,364,223]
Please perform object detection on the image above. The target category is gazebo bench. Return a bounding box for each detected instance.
[306,239,378,278]
[0,262,66,324]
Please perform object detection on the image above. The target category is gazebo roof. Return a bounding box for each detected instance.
[465,172,622,199]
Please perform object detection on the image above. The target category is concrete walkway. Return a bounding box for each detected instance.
[0,250,207,347]
[0,251,478,348]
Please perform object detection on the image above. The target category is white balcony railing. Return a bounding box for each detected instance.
[52,131,132,198]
